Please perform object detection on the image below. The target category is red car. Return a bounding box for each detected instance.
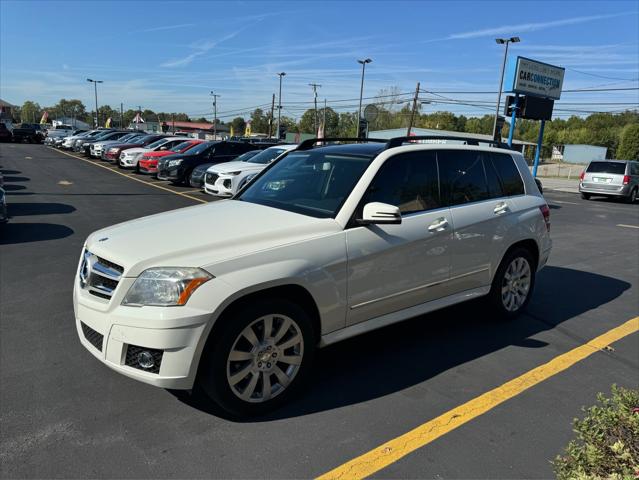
[138,139,204,174]
[103,134,165,162]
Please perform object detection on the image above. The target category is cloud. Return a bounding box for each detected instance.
[140,23,196,33]
[444,11,638,40]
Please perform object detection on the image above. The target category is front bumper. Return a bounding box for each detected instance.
[579,182,630,196]
[119,155,141,168]
[75,283,210,389]
[157,166,184,181]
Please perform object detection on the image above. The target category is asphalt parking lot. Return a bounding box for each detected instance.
[1,143,637,479]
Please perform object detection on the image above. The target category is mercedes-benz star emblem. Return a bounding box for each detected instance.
[79,252,94,288]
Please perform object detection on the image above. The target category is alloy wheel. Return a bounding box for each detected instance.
[501,257,531,312]
[226,314,304,403]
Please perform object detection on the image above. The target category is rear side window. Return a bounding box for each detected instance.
[366,151,441,214]
[631,163,639,175]
[587,162,626,175]
[438,150,489,206]
[490,153,524,196]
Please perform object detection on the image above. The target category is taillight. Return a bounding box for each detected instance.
[623,175,630,185]
[579,171,585,181]
[539,204,550,232]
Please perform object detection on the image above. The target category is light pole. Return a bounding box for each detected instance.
[87,78,103,128]
[356,58,372,138]
[210,91,220,139]
[492,37,520,141]
[276,72,286,139]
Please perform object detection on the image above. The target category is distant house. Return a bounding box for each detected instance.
[0,99,17,128]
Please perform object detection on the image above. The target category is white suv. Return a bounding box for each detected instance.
[74,137,551,416]
[204,144,298,196]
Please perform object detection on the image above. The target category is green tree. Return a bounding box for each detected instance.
[50,99,87,123]
[337,112,358,136]
[231,117,246,136]
[20,101,41,123]
[249,108,269,134]
[616,124,639,160]
[299,107,339,135]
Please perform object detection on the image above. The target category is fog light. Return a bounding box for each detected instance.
[137,351,155,369]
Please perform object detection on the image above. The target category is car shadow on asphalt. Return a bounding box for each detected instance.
[8,203,76,216]
[171,266,631,421]
[0,223,74,245]
[2,176,30,183]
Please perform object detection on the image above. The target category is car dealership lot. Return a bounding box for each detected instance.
[1,143,637,478]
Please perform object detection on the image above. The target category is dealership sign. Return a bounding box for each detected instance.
[504,56,565,100]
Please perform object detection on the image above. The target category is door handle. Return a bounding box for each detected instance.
[494,202,509,215]
[428,217,449,232]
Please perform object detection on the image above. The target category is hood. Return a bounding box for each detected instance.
[207,160,264,174]
[86,200,340,277]
[108,142,143,150]
[122,147,150,156]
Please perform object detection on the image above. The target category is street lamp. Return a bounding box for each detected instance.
[276,72,286,139]
[492,37,520,141]
[356,58,372,138]
[87,78,103,128]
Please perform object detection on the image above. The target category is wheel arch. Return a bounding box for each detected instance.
[499,238,540,272]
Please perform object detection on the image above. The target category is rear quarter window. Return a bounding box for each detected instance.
[490,153,524,196]
[586,162,626,174]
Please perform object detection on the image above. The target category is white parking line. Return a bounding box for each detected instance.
[617,224,639,229]
[551,200,578,205]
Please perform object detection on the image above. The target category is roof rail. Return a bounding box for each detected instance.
[297,137,388,151]
[385,135,512,150]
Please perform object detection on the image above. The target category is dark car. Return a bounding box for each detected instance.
[156,141,264,185]
[0,187,7,223]
[0,123,12,142]
[81,130,132,156]
[11,123,44,143]
[104,134,166,163]
[188,162,215,189]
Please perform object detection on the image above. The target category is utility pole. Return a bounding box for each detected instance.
[276,72,286,139]
[137,105,142,130]
[210,91,220,139]
[407,81,421,137]
[120,103,124,129]
[356,58,372,138]
[86,78,103,128]
[308,83,321,133]
[323,99,327,133]
[269,93,275,138]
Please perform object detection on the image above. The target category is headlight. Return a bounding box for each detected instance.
[122,267,212,307]
[168,159,182,167]
[108,147,120,153]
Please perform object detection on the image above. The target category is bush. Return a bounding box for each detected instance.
[616,124,639,160]
[553,385,639,479]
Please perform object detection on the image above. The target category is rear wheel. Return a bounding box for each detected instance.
[487,247,536,320]
[625,187,637,204]
[198,298,315,417]
[581,192,591,200]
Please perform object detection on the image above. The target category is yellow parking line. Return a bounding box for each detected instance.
[49,148,207,204]
[317,316,639,480]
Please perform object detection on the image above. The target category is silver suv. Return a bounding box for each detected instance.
[579,160,639,203]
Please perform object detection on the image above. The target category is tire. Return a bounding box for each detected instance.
[625,187,637,204]
[487,247,536,320]
[198,298,316,417]
[581,193,591,200]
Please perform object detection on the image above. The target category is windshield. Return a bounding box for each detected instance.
[586,161,626,174]
[146,138,169,149]
[234,150,260,162]
[135,135,155,143]
[248,147,291,164]
[237,150,373,218]
[170,141,192,152]
[117,134,137,142]
[185,142,214,155]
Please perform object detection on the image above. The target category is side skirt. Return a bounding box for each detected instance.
[319,286,490,347]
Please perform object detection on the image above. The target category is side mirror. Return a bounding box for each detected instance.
[358,202,402,225]
[160,146,167,150]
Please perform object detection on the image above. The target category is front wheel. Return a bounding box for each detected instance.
[198,299,315,417]
[487,247,536,320]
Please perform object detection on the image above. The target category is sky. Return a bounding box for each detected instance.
[1,0,638,121]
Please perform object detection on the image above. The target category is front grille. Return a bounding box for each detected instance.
[206,173,218,184]
[79,250,124,301]
[81,322,103,351]
[125,345,163,374]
